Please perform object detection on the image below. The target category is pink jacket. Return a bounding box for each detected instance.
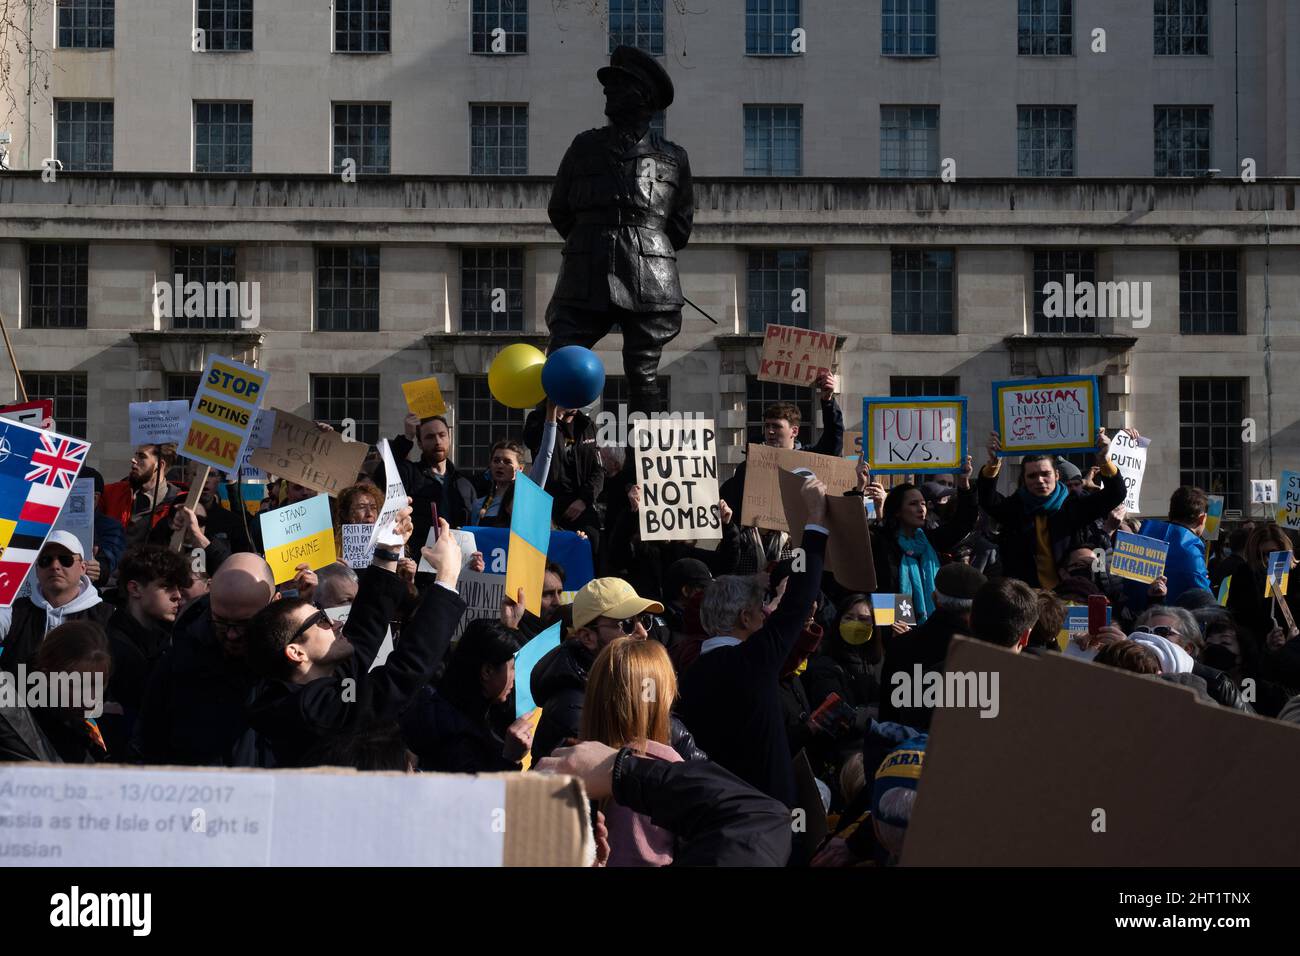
[604,739,681,867]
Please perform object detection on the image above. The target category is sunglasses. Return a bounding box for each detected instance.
[37,553,77,569]
[291,608,333,642]
[599,613,655,635]
[211,614,254,635]
[1134,625,1181,640]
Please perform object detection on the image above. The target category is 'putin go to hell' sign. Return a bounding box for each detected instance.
[862,396,968,475]
[181,355,269,472]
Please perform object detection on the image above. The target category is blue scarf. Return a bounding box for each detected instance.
[896,529,939,623]
[1016,482,1068,515]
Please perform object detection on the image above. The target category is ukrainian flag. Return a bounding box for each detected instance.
[871,594,896,626]
[506,473,552,616]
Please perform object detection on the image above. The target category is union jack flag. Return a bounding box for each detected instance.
[25,432,89,489]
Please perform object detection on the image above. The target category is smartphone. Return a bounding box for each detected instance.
[1088,593,1109,634]
[430,502,440,540]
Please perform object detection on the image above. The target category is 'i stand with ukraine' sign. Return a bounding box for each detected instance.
[505,473,552,616]
[1110,532,1170,584]
[260,494,336,585]
[182,355,269,473]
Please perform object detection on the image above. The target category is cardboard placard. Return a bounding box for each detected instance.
[903,637,1300,865]
[776,467,876,593]
[341,523,374,569]
[842,430,863,461]
[181,355,268,472]
[1203,495,1225,541]
[1277,472,1300,530]
[259,494,337,585]
[756,323,837,387]
[1251,479,1278,504]
[401,377,447,419]
[129,400,190,448]
[992,375,1101,456]
[368,439,407,549]
[0,399,52,428]
[250,409,367,498]
[0,763,593,866]
[1109,531,1169,584]
[740,444,859,533]
[1106,430,1148,513]
[514,622,562,718]
[632,417,722,542]
[862,396,967,475]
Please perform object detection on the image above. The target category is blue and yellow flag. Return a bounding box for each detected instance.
[506,473,552,616]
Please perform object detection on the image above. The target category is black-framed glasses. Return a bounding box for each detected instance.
[291,609,332,642]
[1134,625,1181,640]
[37,553,76,569]
[599,613,655,635]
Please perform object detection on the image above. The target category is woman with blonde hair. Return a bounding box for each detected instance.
[580,637,683,866]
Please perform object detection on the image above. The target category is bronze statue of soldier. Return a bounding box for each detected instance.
[545,45,694,416]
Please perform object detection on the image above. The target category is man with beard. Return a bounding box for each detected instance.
[99,445,185,549]
[391,413,479,538]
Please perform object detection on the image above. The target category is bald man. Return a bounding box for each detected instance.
[132,552,280,767]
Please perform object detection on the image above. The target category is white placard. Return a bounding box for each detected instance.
[129,400,189,448]
[52,477,96,561]
[1252,479,1278,504]
[368,439,407,549]
[341,523,374,569]
[418,528,477,574]
[631,417,722,542]
[1106,431,1148,514]
[231,409,276,482]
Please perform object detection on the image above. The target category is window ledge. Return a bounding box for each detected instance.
[130,330,264,346]
[1003,332,1139,348]
[714,332,848,348]
[424,331,549,347]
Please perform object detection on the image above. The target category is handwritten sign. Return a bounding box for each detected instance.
[757,324,836,387]
[182,355,268,472]
[1106,430,1149,513]
[1277,473,1300,530]
[129,400,190,448]
[0,400,52,428]
[1251,480,1278,504]
[260,494,336,585]
[401,377,447,419]
[232,408,275,482]
[842,430,863,461]
[740,444,858,533]
[632,418,722,542]
[341,524,374,569]
[453,569,506,641]
[862,396,966,475]
[250,409,367,498]
[1109,531,1169,584]
[368,439,407,549]
[992,376,1100,456]
[1203,495,1225,541]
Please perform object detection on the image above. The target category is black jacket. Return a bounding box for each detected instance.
[248,567,465,768]
[102,607,172,760]
[400,684,520,774]
[1191,661,1256,714]
[0,706,62,762]
[132,595,269,767]
[389,436,480,537]
[524,409,604,516]
[877,606,969,729]
[0,596,114,675]
[871,486,978,594]
[976,462,1126,588]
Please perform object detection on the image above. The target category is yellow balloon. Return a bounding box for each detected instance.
[488,344,547,408]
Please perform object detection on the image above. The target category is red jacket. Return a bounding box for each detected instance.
[98,479,187,532]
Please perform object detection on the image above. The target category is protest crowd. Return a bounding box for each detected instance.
[1,363,1298,869]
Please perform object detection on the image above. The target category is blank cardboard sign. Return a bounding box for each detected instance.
[902,637,1300,866]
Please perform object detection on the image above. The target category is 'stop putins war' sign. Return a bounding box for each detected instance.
[757,324,837,387]
[862,396,967,474]
[992,375,1101,457]
[181,355,268,472]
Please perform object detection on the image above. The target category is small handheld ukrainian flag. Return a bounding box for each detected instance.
[506,472,552,616]
[871,594,917,627]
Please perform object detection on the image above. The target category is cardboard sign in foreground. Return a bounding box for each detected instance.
[777,467,876,593]
[0,764,593,867]
[903,637,1300,865]
[740,444,858,533]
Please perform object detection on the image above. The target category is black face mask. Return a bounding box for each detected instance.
[1200,644,1239,673]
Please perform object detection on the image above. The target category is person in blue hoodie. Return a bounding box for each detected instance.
[1124,486,1211,613]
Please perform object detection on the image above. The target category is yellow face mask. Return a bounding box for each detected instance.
[840,619,874,646]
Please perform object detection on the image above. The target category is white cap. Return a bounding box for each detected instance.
[41,531,84,558]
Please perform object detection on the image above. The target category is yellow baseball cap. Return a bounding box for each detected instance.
[572,577,664,630]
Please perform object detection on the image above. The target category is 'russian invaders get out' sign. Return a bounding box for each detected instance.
[631,417,722,542]
[181,355,268,472]
[992,376,1101,457]
[862,396,967,474]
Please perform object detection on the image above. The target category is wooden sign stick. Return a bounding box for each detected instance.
[170,464,211,552]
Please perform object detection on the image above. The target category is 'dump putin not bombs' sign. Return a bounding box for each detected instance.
[181,355,268,472]
[632,417,722,542]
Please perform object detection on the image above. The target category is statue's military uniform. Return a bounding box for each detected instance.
[545,48,693,415]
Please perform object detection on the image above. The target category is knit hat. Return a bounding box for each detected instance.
[934,563,986,607]
[871,735,928,828]
[1056,459,1083,481]
[920,481,956,505]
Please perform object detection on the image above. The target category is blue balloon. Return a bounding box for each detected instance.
[541,346,606,408]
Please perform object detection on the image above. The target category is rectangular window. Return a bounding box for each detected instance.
[55,100,113,171]
[609,0,664,55]
[880,106,939,177]
[1179,250,1241,335]
[470,104,528,175]
[601,374,671,415]
[27,243,88,329]
[472,0,527,53]
[456,375,527,472]
[747,250,810,332]
[1018,106,1075,177]
[891,249,954,334]
[1154,106,1212,176]
[1018,0,1072,55]
[335,0,390,53]
[27,373,88,440]
[1179,378,1245,511]
[194,102,253,173]
[1032,249,1097,333]
[746,0,800,55]
[461,247,524,332]
[312,376,380,446]
[196,0,253,51]
[171,245,239,330]
[882,0,936,56]
[332,102,391,175]
[744,105,801,176]
[746,380,813,448]
[165,374,202,403]
[1155,0,1208,56]
[57,0,114,49]
[316,246,380,331]
[890,376,959,397]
